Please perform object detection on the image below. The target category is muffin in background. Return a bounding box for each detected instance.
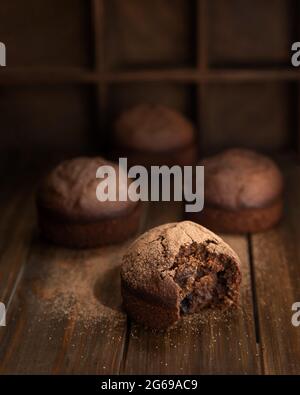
[187,148,284,234]
[113,104,197,167]
[36,156,142,249]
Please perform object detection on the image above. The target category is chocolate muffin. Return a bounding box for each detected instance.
[113,104,197,167]
[36,157,142,248]
[188,148,284,233]
[121,221,241,329]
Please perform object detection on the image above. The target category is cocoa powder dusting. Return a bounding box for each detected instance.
[31,243,129,328]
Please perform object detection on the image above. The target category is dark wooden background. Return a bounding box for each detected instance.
[0,0,299,157]
[1,0,300,375]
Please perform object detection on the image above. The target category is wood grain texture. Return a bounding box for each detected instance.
[0,191,147,374]
[197,0,208,71]
[1,69,300,85]
[91,0,110,151]
[0,157,37,307]
[0,242,129,374]
[0,0,298,155]
[121,202,260,374]
[196,0,207,157]
[1,160,300,373]
[0,153,70,306]
[104,0,195,69]
[0,86,93,153]
[201,82,293,154]
[91,0,105,71]
[0,0,92,68]
[208,0,292,67]
[0,0,299,372]
[250,159,300,374]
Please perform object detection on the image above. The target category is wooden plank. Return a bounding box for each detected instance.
[104,0,194,69]
[294,3,300,158]
[1,68,300,85]
[91,0,105,71]
[197,0,208,71]
[0,156,38,307]
[0,242,129,374]
[0,195,147,374]
[0,155,132,374]
[251,160,300,374]
[121,202,260,374]
[0,87,94,155]
[196,84,205,157]
[0,68,98,84]
[196,0,208,157]
[0,0,91,69]
[2,161,300,374]
[0,158,42,374]
[102,69,300,83]
[207,0,291,67]
[0,191,35,306]
[91,0,109,150]
[201,82,290,154]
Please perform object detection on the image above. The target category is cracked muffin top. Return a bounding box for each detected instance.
[114,104,195,153]
[121,221,241,309]
[201,148,283,210]
[37,157,138,222]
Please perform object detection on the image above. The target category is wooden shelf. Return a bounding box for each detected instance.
[0,0,299,154]
[104,68,300,83]
[0,0,298,85]
[0,68,300,84]
[0,68,98,84]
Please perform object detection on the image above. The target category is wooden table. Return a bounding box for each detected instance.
[0,154,300,374]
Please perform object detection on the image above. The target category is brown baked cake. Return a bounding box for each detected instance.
[113,104,197,167]
[121,221,241,329]
[188,148,284,234]
[36,157,142,248]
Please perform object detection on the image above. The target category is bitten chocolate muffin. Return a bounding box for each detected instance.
[188,148,284,234]
[36,157,142,248]
[113,104,197,167]
[121,221,241,329]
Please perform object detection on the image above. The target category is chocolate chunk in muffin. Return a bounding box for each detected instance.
[36,156,142,248]
[113,104,197,167]
[187,148,284,233]
[121,221,241,329]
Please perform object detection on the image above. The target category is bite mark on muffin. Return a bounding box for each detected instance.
[159,239,240,316]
